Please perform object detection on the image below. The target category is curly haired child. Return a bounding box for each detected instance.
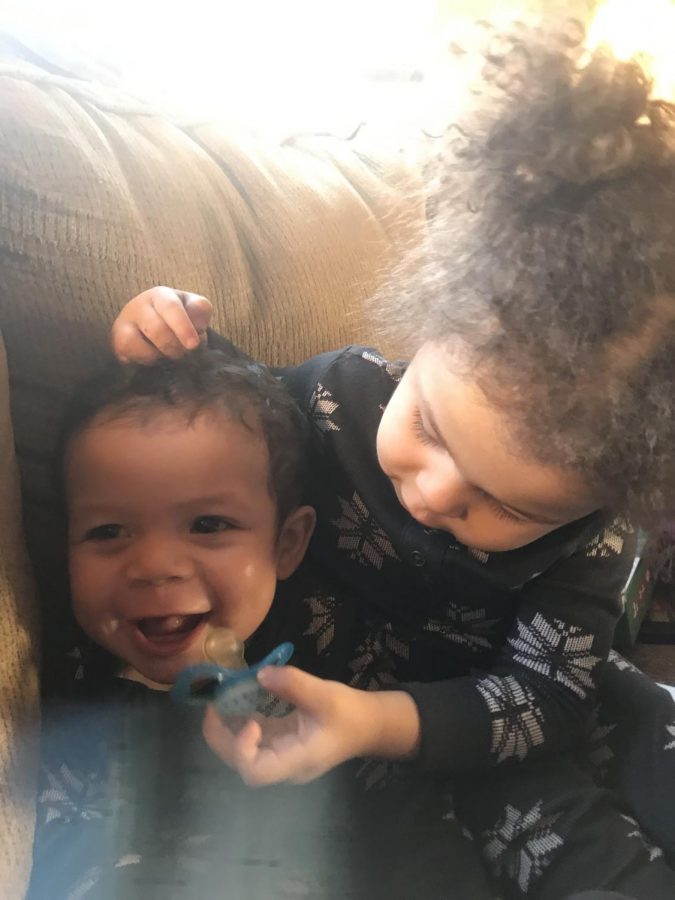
[112,17,675,899]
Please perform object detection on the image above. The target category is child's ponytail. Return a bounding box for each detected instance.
[370,16,675,522]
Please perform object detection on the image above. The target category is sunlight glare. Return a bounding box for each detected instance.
[587,0,675,100]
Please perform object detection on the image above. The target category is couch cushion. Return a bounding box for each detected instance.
[0,328,40,898]
[0,51,422,655]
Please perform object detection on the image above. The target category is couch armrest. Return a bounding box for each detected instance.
[0,328,40,899]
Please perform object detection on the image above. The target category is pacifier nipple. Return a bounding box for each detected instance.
[203,628,247,669]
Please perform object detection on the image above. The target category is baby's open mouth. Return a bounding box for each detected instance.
[136,613,208,642]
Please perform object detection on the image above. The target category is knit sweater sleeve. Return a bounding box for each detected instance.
[207,334,637,776]
[403,520,635,773]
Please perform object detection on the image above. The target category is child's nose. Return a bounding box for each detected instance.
[126,535,194,585]
[416,463,470,520]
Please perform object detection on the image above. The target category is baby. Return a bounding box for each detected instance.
[30,347,493,900]
[60,348,314,689]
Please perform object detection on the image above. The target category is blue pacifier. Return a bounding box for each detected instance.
[171,627,293,717]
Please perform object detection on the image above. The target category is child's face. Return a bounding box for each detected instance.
[66,409,311,687]
[377,342,599,552]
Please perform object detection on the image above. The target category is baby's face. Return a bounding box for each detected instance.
[376,342,600,552]
[66,409,287,686]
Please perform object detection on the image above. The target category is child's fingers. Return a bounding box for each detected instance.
[257,665,330,718]
[231,720,265,775]
[111,320,160,364]
[112,296,184,364]
[111,286,212,363]
[202,705,240,767]
[204,703,324,786]
[233,730,313,787]
[174,291,213,337]
[126,307,187,361]
[150,289,206,351]
[202,709,279,785]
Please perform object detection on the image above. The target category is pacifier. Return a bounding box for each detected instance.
[203,628,247,669]
[171,626,293,717]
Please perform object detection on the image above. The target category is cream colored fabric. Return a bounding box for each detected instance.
[0,331,40,898]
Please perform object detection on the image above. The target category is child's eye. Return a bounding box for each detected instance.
[481,493,525,524]
[491,504,521,523]
[85,524,125,541]
[411,408,439,448]
[191,516,232,535]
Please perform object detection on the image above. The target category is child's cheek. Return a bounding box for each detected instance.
[100,617,121,636]
[69,553,114,635]
[235,561,273,605]
[227,561,277,639]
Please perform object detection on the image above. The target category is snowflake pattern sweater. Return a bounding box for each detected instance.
[210,336,636,774]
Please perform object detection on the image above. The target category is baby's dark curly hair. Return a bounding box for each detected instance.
[57,347,309,528]
[373,17,675,523]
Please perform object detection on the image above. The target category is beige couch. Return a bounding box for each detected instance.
[0,36,424,896]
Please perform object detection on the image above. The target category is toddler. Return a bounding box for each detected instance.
[112,18,675,900]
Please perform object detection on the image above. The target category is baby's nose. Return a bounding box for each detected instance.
[417,465,470,520]
[126,536,194,585]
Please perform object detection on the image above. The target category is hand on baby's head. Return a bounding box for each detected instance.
[112,286,213,365]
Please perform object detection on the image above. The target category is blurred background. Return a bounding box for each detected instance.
[2,0,675,138]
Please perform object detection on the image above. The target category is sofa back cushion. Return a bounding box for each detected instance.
[0,52,422,650]
[0,328,40,898]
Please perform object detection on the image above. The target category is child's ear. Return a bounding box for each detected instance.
[275,505,316,580]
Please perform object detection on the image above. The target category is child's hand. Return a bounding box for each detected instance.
[201,666,421,786]
[112,286,213,364]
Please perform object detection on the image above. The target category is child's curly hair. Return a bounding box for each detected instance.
[374,17,675,524]
[57,348,309,528]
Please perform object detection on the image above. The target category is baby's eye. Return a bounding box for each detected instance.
[191,516,232,535]
[479,491,526,524]
[85,524,124,541]
[411,408,440,448]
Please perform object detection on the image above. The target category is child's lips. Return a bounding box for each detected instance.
[139,613,205,638]
[131,612,209,657]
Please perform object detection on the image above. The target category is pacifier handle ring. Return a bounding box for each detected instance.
[170,642,295,708]
[171,663,229,704]
[249,641,294,673]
